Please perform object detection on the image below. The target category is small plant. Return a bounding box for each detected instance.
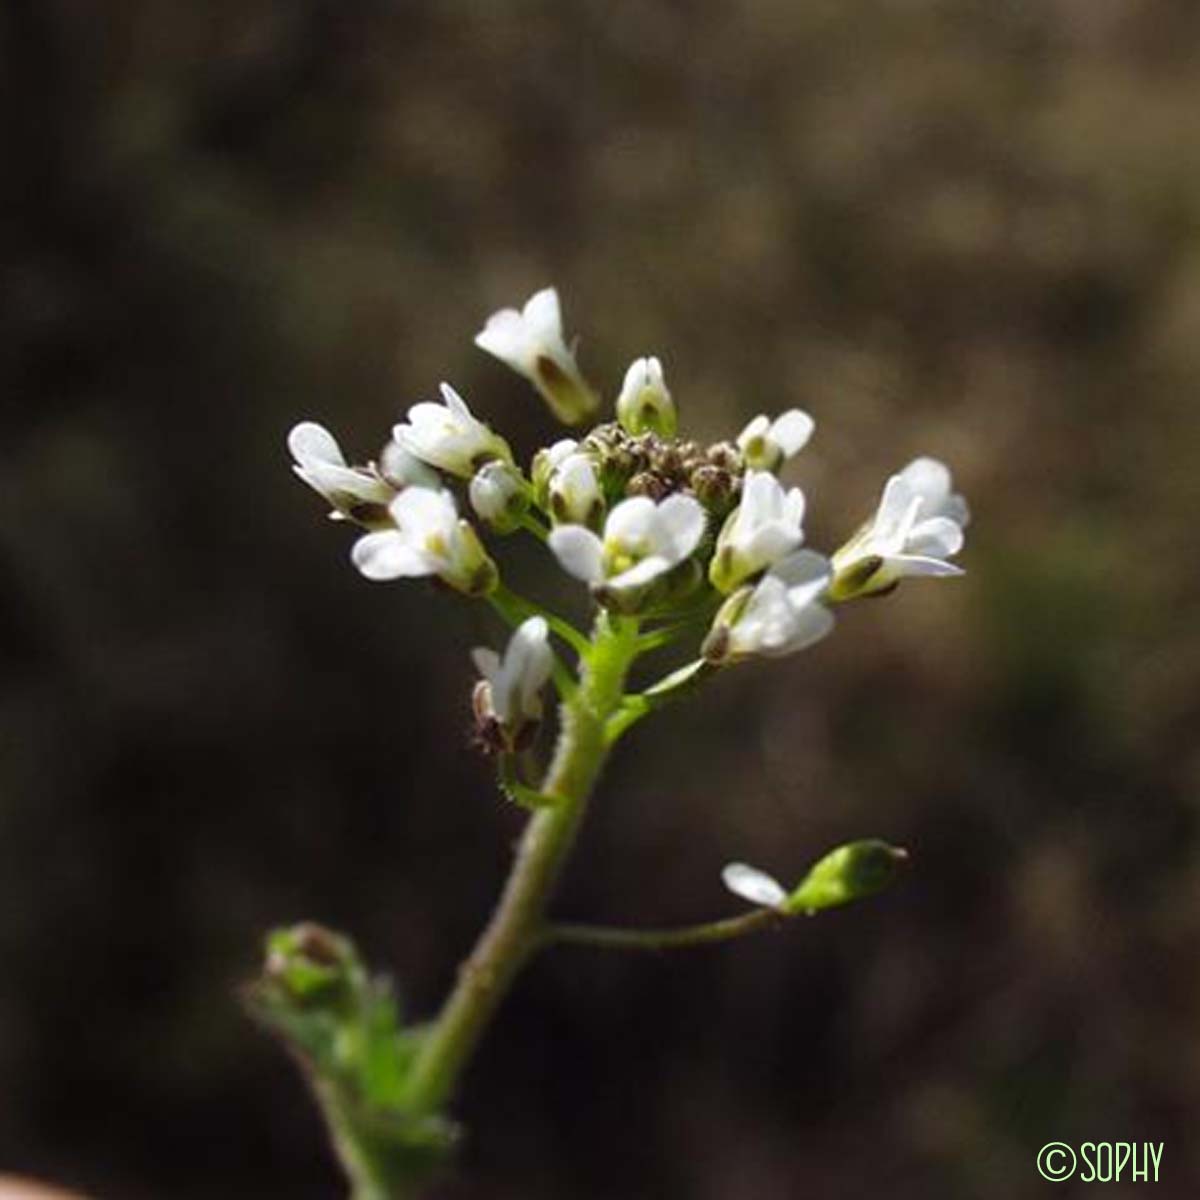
[249,286,969,1197]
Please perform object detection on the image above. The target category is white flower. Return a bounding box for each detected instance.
[549,493,706,602]
[352,486,497,595]
[475,287,599,425]
[709,471,807,593]
[471,617,553,749]
[721,863,789,910]
[394,383,512,479]
[737,409,815,471]
[830,457,968,600]
[704,550,834,663]
[469,461,528,533]
[548,452,604,528]
[615,356,676,437]
[288,422,395,526]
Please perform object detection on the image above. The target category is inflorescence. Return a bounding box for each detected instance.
[288,285,969,909]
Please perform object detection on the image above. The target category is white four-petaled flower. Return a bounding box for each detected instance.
[705,549,834,662]
[709,471,807,593]
[830,457,968,600]
[352,486,497,595]
[394,383,512,479]
[615,356,676,437]
[472,617,554,742]
[721,863,789,909]
[737,409,815,472]
[549,494,706,600]
[475,287,599,425]
[288,422,396,525]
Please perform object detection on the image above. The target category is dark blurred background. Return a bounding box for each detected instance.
[3,1,1199,1196]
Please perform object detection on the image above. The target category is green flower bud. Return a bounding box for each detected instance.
[783,840,909,915]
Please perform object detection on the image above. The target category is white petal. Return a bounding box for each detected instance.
[907,515,964,558]
[769,409,815,457]
[654,493,706,560]
[769,601,835,657]
[522,287,563,342]
[620,357,651,396]
[770,548,831,589]
[351,532,430,580]
[897,457,952,506]
[891,554,965,578]
[439,382,472,420]
[721,863,788,908]
[737,414,770,449]
[509,617,553,715]
[873,475,916,539]
[607,555,671,592]
[380,440,440,489]
[548,526,605,583]
[475,309,529,363]
[739,471,780,526]
[471,647,501,681]
[605,496,658,545]
[391,484,457,532]
[288,422,346,468]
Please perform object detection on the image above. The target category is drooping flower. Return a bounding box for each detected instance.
[721,863,788,909]
[352,486,497,595]
[829,457,968,601]
[736,409,815,472]
[549,493,706,603]
[475,287,600,425]
[709,470,807,593]
[287,422,396,527]
[703,549,834,663]
[394,383,512,479]
[615,356,677,437]
[471,616,554,751]
[548,452,604,528]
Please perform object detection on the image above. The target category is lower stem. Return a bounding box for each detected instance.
[402,615,638,1116]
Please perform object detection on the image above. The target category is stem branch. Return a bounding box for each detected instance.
[542,908,785,952]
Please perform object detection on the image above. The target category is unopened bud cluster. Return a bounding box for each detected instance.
[289,284,969,755]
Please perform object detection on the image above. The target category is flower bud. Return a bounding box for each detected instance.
[548,452,605,529]
[783,840,909,915]
[616,356,677,437]
[471,618,553,753]
[469,461,529,533]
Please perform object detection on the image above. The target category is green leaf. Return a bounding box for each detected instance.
[245,923,459,1195]
[784,839,908,915]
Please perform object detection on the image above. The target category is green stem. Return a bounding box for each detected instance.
[541,907,784,952]
[490,584,591,660]
[402,614,639,1115]
[312,1077,411,1200]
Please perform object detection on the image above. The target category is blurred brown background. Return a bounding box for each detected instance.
[2,1,1199,1196]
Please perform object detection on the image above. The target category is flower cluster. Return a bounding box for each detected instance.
[288,281,969,788]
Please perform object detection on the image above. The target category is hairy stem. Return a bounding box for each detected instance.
[402,615,638,1115]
